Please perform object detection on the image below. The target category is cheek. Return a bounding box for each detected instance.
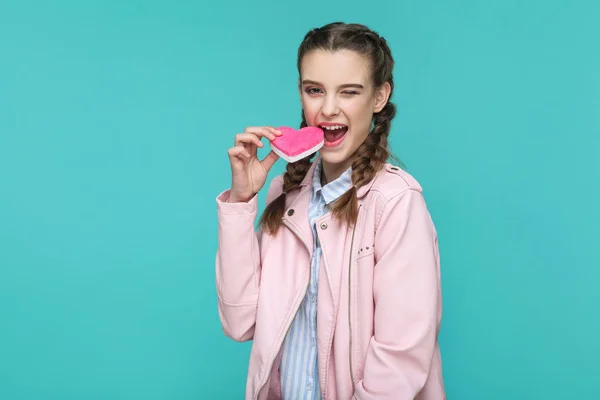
[346,102,373,126]
[302,100,320,124]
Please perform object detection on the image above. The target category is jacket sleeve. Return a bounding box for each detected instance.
[215,177,283,342]
[353,188,441,400]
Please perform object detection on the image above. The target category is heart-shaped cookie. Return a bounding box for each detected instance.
[270,126,324,163]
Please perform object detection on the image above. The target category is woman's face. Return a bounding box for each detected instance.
[299,49,390,172]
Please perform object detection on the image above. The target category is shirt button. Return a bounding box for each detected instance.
[287,209,295,216]
[311,294,316,303]
[307,382,313,390]
[320,222,328,230]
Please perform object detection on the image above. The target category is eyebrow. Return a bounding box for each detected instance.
[301,79,364,90]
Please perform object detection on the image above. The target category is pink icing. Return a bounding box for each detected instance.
[270,126,324,157]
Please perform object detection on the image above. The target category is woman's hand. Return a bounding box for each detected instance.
[227,126,282,203]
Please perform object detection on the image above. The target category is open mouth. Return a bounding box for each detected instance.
[319,124,348,147]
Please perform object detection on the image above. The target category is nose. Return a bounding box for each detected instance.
[321,93,340,117]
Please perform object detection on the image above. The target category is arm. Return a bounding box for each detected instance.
[215,177,283,342]
[354,189,441,399]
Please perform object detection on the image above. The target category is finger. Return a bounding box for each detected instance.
[228,147,252,160]
[260,150,279,172]
[234,133,263,147]
[265,126,283,137]
[244,126,278,141]
[234,133,264,148]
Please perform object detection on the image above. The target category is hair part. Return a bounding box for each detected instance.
[259,22,400,236]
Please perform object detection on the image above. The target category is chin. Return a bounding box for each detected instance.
[318,149,352,166]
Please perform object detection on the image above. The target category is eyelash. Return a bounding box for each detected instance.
[305,87,359,96]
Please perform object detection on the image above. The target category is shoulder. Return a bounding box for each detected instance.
[369,163,424,200]
[368,164,436,233]
[265,174,285,204]
[270,174,285,188]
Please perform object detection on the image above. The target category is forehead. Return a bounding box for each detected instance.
[300,49,371,87]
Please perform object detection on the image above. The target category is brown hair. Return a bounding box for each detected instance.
[259,22,399,235]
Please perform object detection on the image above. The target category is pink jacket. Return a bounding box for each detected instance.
[216,159,445,400]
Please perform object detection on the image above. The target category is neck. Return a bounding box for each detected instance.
[321,158,353,185]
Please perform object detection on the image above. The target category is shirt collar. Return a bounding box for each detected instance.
[311,158,353,205]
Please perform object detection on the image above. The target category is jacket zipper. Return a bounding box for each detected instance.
[348,205,361,394]
[254,219,311,400]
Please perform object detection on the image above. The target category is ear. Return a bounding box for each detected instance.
[373,81,391,113]
[298,78,303,105]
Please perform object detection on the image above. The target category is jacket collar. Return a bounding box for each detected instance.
[298,154,379,199]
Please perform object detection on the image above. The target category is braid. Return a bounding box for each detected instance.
[329,101,397,227]
[258,110,315,236]
[357,100,397,180]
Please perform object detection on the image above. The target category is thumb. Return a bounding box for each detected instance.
[261,150,279,172]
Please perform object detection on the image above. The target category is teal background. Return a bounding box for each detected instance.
[1,0,598,398]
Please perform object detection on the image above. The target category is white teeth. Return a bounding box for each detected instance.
[320,125,346,130]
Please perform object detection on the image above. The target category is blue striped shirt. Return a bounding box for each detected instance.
[279,159,353,400]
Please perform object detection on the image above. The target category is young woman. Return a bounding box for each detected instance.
[216,22,445,400]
